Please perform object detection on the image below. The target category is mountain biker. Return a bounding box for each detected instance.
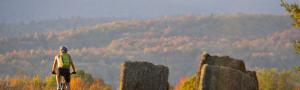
[52,46,76,90]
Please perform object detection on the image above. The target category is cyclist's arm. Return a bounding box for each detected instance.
[70,56,76,72]
[52,56,57,71]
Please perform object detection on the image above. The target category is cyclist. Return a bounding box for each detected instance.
[52,46,76,90]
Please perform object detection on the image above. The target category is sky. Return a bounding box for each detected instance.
[0,0,298,23]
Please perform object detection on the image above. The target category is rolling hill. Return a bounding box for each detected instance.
[0,14,298,87]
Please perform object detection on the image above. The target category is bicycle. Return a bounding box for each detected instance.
[52,71,76,90]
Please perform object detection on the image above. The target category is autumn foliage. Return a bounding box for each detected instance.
[175,69,300,90]
[0,71,112,90]
[174,76,193,90]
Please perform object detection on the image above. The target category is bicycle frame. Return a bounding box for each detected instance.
[57,72,75,90]
[59,75,69,90]
[52,70,76,90]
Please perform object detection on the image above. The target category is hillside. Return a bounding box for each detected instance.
[0,17,118,38]
[0,14,298,87]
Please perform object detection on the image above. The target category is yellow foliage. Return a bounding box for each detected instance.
[28,75,44,90]
[281,0,300,27]
[0,74,111,90]
[175,75,199,90]
[45,75,56,89]
[256,69,299,90]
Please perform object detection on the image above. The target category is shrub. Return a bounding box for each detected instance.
[175,75,199,90]
[0,72,111,90]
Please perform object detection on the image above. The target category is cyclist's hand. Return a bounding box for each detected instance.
[52,71,56,74]
[71,71,76,74]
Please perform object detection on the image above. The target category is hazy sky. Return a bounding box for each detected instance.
[0,0,297,23]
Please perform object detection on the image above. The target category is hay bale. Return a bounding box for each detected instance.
[246,71,259,88]
[199,53,246,72]
[120,61,169,90]
[195,53,258,90]
[199,64,258,90]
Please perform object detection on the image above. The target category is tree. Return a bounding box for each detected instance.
[73,70,94,83]
[281,0,300,54]
[281,0,300,27]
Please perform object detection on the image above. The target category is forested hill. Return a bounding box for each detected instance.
[0,17,118,38]
[0,14,298,86]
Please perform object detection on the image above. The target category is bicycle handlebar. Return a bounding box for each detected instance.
[51,71,77,75]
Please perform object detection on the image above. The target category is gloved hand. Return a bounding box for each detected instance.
[52,71,56,74]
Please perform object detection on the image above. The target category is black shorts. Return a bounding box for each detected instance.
[57,68,70,83]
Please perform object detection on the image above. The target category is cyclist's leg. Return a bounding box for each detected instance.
[56,74,61,90]
[57,68,63,90]
[64,69,71,90]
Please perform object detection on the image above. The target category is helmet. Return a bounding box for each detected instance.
[59,46,68,51]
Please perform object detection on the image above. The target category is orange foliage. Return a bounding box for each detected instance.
[70,77,85,90]
[0,75,111,90]
[174,76,188,90]
[70,77,112,90]
[88,79,111,90]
